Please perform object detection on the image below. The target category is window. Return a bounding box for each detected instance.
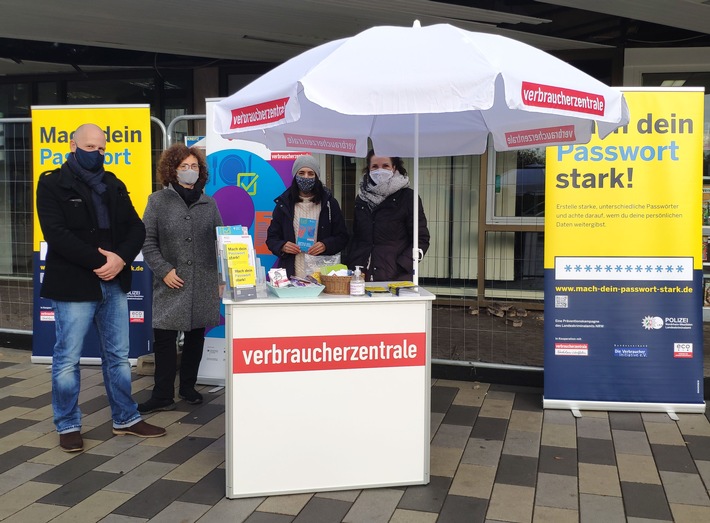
[624,48,710,182]
[641,71,710,182]
[487,143,546,225]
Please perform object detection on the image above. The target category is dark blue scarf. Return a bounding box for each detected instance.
[67,153,110,229]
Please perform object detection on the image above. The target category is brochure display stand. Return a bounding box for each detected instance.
[224,289,435,498]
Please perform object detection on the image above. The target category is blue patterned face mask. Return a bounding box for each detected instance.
[295,175,316,193]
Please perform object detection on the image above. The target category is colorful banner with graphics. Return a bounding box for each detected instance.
[544,89,705,410]
[200,98,314,384]
[31,105,153,362]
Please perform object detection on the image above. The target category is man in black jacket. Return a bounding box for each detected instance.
[36,123,165,452]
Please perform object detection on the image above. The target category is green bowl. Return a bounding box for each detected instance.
[266,282,325,298]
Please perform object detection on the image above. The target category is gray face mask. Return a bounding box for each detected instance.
[177,169,199,185]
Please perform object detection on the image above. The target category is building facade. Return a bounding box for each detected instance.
[1,2,709,370]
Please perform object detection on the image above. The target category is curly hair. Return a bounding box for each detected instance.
[361,149,408,177]
[156,144,209,186]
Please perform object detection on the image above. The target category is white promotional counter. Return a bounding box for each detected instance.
[223,288,435,498]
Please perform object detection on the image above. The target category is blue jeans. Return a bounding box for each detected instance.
[51,280,141,433]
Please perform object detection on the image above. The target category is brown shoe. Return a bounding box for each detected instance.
[59,431,84,452]
[112,420,166,438]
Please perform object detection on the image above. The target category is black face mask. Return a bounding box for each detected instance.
[74,147,105,172]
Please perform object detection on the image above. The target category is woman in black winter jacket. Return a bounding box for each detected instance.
[347,150,430,282]
[266,155,349,278]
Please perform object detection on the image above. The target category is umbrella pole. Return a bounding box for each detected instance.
[413,113,420,286]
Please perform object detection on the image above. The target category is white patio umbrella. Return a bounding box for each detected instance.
[213,21,629,283]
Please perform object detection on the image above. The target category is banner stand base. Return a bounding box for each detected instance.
[543,398,705,415]
[196,377,225,387]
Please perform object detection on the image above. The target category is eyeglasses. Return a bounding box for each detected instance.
[178,163,199,171]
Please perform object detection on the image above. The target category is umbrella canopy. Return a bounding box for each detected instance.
[213,22,629,157]
[213,21,630,284]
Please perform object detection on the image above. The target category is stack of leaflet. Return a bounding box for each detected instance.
[216,225,256,300]
[388,281,420,296]
[364,285,391,297]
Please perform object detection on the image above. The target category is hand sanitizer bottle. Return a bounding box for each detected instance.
[350,266,365,296]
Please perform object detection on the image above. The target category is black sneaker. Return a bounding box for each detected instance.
[179,389,203,405]
[138,397,176,414]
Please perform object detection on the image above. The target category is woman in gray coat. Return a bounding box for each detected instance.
[138,144,223,413]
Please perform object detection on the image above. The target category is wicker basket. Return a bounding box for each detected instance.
[320,274,352,295]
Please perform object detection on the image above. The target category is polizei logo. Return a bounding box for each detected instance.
[641,316,663,330]
[641,315,692,330]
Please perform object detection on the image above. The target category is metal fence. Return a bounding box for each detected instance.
[0,115,545,373]
[1,118,33,333]
[0,116,174,334]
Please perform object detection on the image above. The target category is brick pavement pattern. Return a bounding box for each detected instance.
[0,348,709,522]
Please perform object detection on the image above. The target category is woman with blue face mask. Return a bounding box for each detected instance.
[138,144,223,414]
[346,149,430,282]
[266,155,349,278]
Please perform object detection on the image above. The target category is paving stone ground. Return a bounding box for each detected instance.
[0,347,709,522]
